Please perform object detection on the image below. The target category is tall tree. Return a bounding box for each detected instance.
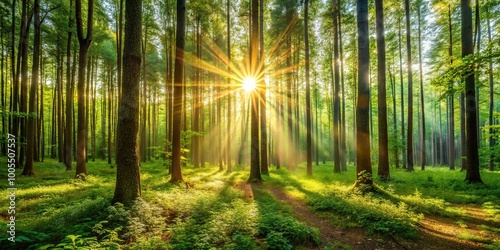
[170,0,186,183]
[417,2,426,170]
[226,0,232,173]
[65,0,74,171]
[448,2,455,170]
[376,0,389,179]
[333,0,341,173]
[23,0,41,176]
[305,0,312,175]
[461,0,482,183]
[75,0,94,176]
[260,0,269,175]
[113,0,143,205]
[405,0,414,172]
[486,3,495,171]
[248,0,262,182]
[355,0,372,186]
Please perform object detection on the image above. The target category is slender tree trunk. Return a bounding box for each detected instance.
[260,0,268,175]
[461,0,482,183]
[338,0,347,170]
[356,0,372,186]
[376,0,389,179]
[333,0,340,173]
[18,0,31,169]
[64,0,74,170]
[448,3,455,170]
[305,0,312,175]
[405,0,414,172]
[170,0,186,183]
[417,4,426,170]
[226,0,232,172]
[75,0,94,176]
[248,0,261,182]
[108,68,113,165]
[23,0,41,176]
[113,0,142,204]
[398,12,406,169]
[486,5,495,171]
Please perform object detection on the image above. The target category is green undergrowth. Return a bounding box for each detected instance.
[0,158,498,249]
[262,162,500,239]
[0,158,319,249]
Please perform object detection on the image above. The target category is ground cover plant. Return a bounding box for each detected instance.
[1,158,499,249]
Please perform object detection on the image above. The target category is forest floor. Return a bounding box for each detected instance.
[237,181,499,250]
[0,158,499,249]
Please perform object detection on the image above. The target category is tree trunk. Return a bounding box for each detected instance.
[260,0,268,175]
[333,0,340,173]
[75,0,94,176]
[23,0,40,176]
[376,0,389,179]
[486,4,495,171]
[461,0,482,183]
[170,0,186,183]
[355,0,372,186]
[18,0,31,169]
[65,0,74,170]
[113,0,142,204]
[305,0,312,176]
[226,0,232,173]
[448,3,455,170]
[248,0,261,182]
[417,4,426,170]
[338,0,347,171]
[398,12,406,169]
[405,0,414,172]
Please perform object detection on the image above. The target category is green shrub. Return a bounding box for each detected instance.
[264,231,292,250]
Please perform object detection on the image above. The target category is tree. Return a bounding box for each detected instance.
[170,0,186,183]
[248,0,262,182]
[113,0,143,205]
[75,0,94,176]
[260,0,269,175]
[417,1,426,170]
[65,0,74,171]
[23,0,41,176]
[305,0,312,176]
[376,0,389,179]
[333,0,341,173]
[461,0,482,184]
[405,0,414,172]
[226,0,232,173]
[486,2,495,171]
[355,0,372,186]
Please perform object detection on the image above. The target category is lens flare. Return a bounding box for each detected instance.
[242,77,257,92]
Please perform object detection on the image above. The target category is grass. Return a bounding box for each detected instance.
[0,157,499,249]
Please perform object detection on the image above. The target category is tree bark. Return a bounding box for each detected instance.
[305,0,312,175]
[405,0,414,172]
[113,0,143,204]
[376,0,389,179]
[461,0,482,183]
[248,0,261,182]
[170,0,186,183]
[355,0,372,186]
[333,0,340,173]
[75,0,94,176]
[417,3,426,170]
[260,0,268,175]
[23,0,41,176]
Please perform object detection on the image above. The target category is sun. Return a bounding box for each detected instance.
[242,77,257,92]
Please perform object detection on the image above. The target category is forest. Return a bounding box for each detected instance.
[0,0,499,249]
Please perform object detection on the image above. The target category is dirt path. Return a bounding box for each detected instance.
[234,181,403,249]
[233,181,498,250]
